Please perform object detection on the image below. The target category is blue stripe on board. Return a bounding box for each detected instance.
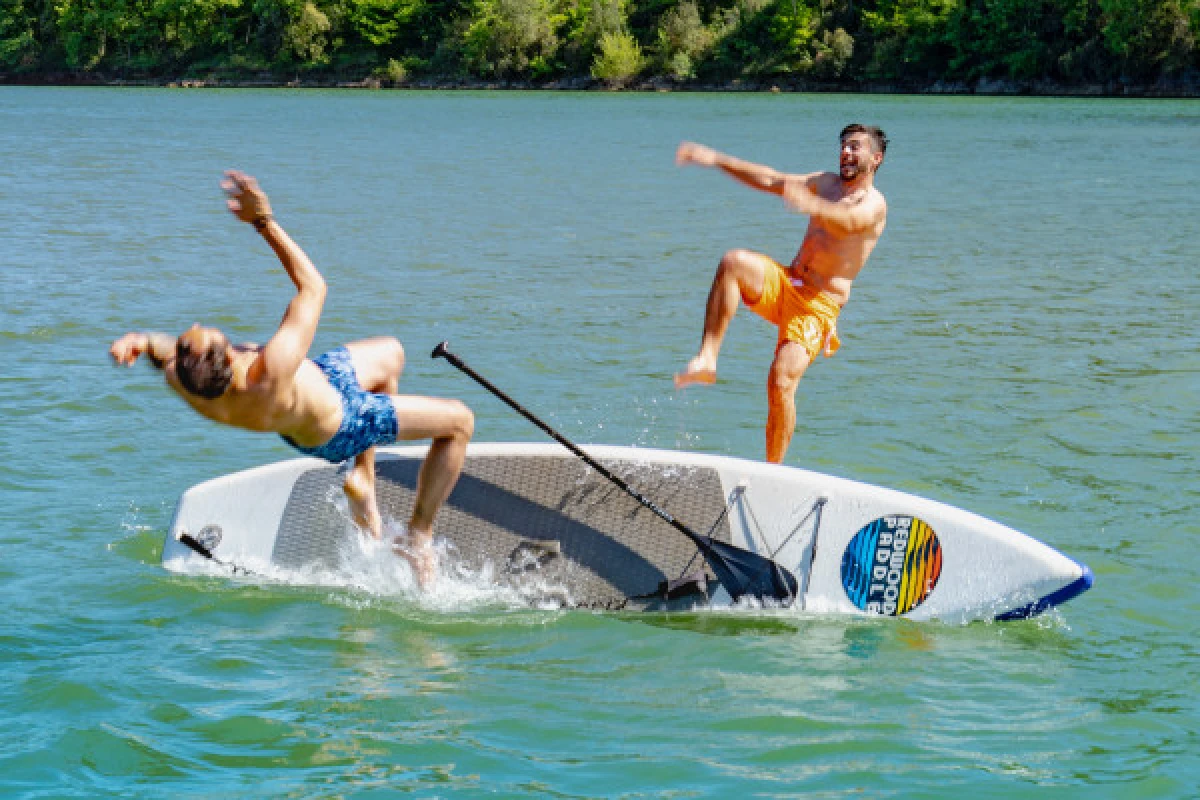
[994,564,1095,620]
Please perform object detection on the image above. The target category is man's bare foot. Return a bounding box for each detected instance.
[674,355,717,389]
[343,471,382,539]
[393,530,437,589]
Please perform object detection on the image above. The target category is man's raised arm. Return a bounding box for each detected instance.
[677,141,812,197]
[221,171,327,386]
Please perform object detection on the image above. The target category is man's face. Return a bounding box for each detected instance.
[839,132,878,181]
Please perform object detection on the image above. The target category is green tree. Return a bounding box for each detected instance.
[561,0,625,70]
[656,0,711,77]
[146,0,247,68]
[460,0,562,77]
[1101,0,1194,78]
[702,0,815,79]
[0,0,39,67]
[860,0,956,81]
[812,25,852,77]
[54,0,135,69]
[283,0,331,64]
[343,0,438,50]
[591,27,641,82]
[1,0,1195,84]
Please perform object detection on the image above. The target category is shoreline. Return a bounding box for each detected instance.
[3,72,1199,98]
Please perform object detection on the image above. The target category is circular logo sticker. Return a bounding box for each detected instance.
[841,515,942,616]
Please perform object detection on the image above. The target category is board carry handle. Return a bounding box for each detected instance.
[432,341,798,606]
[175,530,254,576]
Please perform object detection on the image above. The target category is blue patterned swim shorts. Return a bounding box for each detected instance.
[281,347,399,463]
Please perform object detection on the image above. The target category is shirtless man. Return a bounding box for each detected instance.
[109,171,474,585]
[674,125,888,464]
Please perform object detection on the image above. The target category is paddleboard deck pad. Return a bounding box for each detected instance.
[165,443,1093,621]
[275,454,730,609]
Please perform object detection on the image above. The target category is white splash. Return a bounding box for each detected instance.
[168,497,578,614]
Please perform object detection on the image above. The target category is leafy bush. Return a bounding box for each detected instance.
[667,50,695,78]
[374,56,407,81]
[591,29,643,84]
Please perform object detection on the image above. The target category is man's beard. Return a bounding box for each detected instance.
[840,162,859,180]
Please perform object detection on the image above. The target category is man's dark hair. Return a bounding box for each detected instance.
[840,124,888,162]
[175,335,233,399]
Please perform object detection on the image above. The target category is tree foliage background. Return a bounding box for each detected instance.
[1,0,1196,85]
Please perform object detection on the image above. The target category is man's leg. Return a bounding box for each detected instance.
[341,336,473,586]
[387,394,475,585]
[343,448,383,537]
[386,395,474,531]
[675,249,771,388]
[765,342,812,464]
[339,338,407,540]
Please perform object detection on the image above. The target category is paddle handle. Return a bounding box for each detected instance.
[431,341,704,550]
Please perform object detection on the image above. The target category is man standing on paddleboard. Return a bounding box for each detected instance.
[674,125,888,464]
[109,171,472,586]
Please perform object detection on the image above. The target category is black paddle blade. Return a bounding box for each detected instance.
[700,535,798,606]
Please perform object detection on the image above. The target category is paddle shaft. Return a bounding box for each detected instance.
[432,342,715,555]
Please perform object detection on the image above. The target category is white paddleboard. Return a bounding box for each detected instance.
[163,443,1092,622]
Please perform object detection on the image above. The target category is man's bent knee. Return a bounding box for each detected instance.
[719,248,758,275]
[447,400,474,442]
[719,249,768,301]
[385,337,406,376]
[459,402,475,441]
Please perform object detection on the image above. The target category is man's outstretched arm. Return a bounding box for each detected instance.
[110,331,177,369]
[676,141,816,197]
[221,171,327,387]
[783,179,887,234]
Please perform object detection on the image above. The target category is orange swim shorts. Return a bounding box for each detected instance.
[748,259,842,360]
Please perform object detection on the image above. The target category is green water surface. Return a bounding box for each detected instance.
[0,88,1196,797]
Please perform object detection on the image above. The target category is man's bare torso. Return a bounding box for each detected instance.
[788,172,887,305]
[168,346,344,447]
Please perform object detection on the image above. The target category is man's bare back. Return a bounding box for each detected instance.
[672,126,889,463]
[149,339,342,441]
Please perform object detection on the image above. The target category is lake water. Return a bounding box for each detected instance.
[1,88,1197,797]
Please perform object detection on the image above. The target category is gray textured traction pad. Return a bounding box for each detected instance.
[274,454,732,608]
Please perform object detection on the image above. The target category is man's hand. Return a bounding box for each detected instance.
[110,332,149,366]
[676,141,720,168]
[221,170,273,226]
